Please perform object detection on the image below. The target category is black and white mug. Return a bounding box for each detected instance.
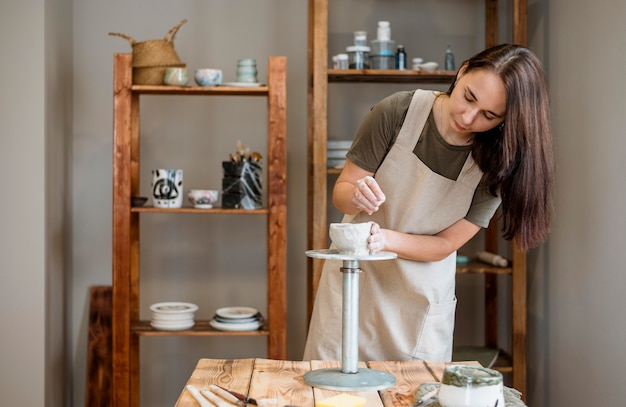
[151,169,183,208]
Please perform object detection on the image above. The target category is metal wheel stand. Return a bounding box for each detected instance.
[304,249,398,391]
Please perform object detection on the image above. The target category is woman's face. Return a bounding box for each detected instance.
[448,68,507,137]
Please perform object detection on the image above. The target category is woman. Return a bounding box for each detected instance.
[303,44,553,362]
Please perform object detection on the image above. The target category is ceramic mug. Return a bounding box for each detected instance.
[152,169,183,208]
[236,58,258,83]
[438,365,504,407]
[329,222,373,255]
[163,67,188,86]
[194,68,223,86]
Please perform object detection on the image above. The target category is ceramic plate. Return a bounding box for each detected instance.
[221,82,263,87]
[210,318,263,332]
[327,140,353,150]
[151,321,195,331]
[151,314,195,322]
[213,313,262,324]
[215,306,259,319]
[150,302,199,314]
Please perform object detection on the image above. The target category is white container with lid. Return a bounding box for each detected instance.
[353,31,367,46]
[377,21,391,41]
[346,45,370,69]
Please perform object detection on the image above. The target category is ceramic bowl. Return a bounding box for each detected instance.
[188,189,220,208]
[329,222,373,255]
[416,61,439,71]
[131,196,148,207]
[163,67,188,86]
[194,68,223,86]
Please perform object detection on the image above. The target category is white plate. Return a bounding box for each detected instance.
[210,318,263,332]
[151,314,195,322]
[150,302,199,314]
[215,306,259,319]
[151,321,195,331]
[327,159,346,168]
[213,313,261,324]
[151,318,195,326]
[221,82,263,87]
[327,140,353,149]
[327,150,348,159]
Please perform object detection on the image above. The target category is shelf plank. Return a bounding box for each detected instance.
[456,260,512,275]
[131,206,268,215]
[131,84,269,96]
[132,320,270,337]
[328,69,456,83]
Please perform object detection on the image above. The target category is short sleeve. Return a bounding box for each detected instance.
[465,179,502,228]
[346,91,413,173]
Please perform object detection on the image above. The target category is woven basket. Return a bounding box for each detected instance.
[110,19,187,85]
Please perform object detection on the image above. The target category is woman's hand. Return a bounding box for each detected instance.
[368,222,386,253]
[352,176,386,215]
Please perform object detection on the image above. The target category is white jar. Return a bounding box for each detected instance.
[438,366,504,407]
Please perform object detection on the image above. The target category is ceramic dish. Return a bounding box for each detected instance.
[150,302,199,314]
[221,82,263,88]
[213,313,262,324]
[327,140,353,150]
[151,314,195,322]
[151,320,195,331]
[327,150,348,159]
[327,159,346,168]
[209,318,263,332]
[215,306,259,319]
[131,196,148,207]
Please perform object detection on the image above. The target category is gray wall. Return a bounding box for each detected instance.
[0,0,72,406]
[1,0,626,406]
[0,2,47,406]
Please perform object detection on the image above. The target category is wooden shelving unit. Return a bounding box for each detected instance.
[306,0,528,396]
[111,54,287,407]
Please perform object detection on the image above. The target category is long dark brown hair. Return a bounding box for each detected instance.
[447,44,554,250]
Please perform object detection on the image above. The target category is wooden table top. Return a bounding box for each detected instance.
[175,358,480,407]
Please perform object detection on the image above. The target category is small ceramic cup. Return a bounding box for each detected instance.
[236,58,258,83]
[187,189,220,209]
[194,68,223,86]
[151,169,183,208]
[163,67,188,86]
[438,365,504,407]
[329,221,373,255]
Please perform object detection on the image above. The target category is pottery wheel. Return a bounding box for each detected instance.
[304,248,397,391]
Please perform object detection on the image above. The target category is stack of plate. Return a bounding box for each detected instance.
[209,306,264,331]
[327,140,352,168]
[150,302,198,331]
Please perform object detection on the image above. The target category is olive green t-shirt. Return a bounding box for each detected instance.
[346,90,501,228]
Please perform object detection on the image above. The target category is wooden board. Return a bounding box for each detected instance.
[86,286,113,407]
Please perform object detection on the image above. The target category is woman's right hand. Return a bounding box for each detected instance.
[352,175,386,215]
[368,222,386,253]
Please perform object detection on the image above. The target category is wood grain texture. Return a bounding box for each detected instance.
[86,286,113,407]
[112,55,288,407]
[175,359,488,407]
[369,360,436,407]
[175,359,256,406]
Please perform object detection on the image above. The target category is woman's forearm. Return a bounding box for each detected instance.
[381,219,481,262]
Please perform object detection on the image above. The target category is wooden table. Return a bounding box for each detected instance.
[175,358,480,407]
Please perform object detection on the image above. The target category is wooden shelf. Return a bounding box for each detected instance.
[130,84,269,96]
[132,320,270,336]
[456,260,512,275]
[328,69,456,83]
[112,53,287,407]
[307,0,528,398]
[131,206,269,215]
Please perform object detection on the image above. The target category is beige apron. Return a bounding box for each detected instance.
[304,90,484,362]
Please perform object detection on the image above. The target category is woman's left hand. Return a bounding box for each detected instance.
[368,222,386,253]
